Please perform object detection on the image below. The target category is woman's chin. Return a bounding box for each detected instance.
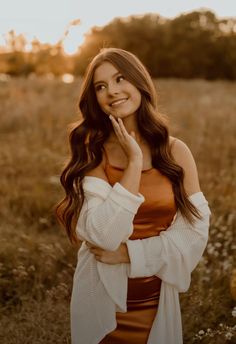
[110,110,134,119]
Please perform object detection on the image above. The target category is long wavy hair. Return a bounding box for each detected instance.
[55,47,201,244]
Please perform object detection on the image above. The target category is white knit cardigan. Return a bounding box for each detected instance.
[71,176,211,344]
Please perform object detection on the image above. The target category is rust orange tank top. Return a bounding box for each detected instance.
[103,149,177,302]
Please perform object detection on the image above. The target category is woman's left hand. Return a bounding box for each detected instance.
[86,242,130,264]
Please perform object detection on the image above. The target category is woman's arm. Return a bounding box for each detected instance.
[126,194,210,291]
[170,138,201,195]
[87,193,210,286]
[76,116,145,251]
[126,139,210,291]
[77,177,144,251]
[88,139,211,291]
[85,115,143,196]
[86,240,130,264]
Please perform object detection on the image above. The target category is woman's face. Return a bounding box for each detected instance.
[93,61,141,119]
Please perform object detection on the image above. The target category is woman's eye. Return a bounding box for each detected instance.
[117,75,124,83]
[95,84,106,91]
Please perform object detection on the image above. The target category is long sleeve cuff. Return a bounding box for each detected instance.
[109,182,145,214]
[126,239,146,277]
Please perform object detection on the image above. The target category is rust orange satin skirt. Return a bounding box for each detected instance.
[99,275,161,344]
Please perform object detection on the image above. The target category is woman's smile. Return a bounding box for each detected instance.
[110,98,129,107]
[93,61,141,118]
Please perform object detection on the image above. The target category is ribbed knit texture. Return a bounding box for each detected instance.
[71,176,211,344]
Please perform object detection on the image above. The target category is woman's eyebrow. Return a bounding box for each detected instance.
[93,71,120,86]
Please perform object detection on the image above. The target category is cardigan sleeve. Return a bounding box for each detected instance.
[126,192,211,292]
[75,176,145,251]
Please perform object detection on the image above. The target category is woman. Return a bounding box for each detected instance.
[55,48,211,344]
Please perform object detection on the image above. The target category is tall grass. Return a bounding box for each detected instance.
[0,75,235,343]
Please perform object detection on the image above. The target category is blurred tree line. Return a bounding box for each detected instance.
[0,31,73,76]
[1,10,236,79]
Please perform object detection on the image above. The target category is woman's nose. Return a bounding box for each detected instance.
[107,83,119,95]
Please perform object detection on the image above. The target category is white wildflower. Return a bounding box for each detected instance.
[225,332,233,340]
[232,306,236,317]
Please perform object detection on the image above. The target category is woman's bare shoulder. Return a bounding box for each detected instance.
[169,136,177,147]
[169,136,201,195]
[169,136,193,161]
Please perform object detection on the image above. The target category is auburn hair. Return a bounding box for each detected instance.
[55,47,201,244]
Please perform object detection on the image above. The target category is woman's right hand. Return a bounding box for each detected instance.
[109,115,143,163]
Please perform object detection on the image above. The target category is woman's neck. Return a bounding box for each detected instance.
[108,114,145,145]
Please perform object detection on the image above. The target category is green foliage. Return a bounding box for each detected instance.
[74,10,236,79]
[1,10,236,79]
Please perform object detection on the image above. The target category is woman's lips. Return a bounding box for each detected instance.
[110,98,128,107]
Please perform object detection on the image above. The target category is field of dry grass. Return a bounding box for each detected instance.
[0,75,235,343]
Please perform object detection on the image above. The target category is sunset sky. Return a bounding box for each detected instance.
[1,0,236,54]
